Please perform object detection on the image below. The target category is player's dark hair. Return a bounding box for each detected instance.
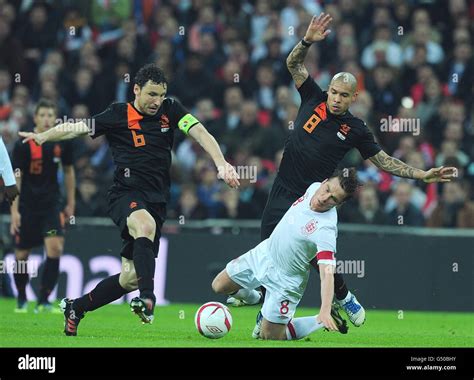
[331,167,360,201]
[134,63,167,88]
[34,99,57,115]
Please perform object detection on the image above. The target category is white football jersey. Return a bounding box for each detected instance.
[267,182,338,276]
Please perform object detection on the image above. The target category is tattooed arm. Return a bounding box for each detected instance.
[286,42,311,88]
[369,150,457,183]
[286,13,333,88]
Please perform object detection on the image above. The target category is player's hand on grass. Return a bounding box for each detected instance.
[304,12,333,43]
[217,162,240,189]
[18,131,45,145]
[422,166,457,183]
[317,311,338,331]
[10,208,21,235]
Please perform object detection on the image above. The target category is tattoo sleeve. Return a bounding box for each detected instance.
[286,41,310,88]
[369,150,424,179]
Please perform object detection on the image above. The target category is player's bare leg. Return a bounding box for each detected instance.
[260,319,287,340]
[255,305,348,341]
[13,248,30,313]
[212,269,261,305]
[36,236,63,313]
[127,209,157,323]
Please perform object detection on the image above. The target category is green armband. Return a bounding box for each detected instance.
[178,113,200,135]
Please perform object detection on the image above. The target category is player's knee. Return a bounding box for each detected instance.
[119,272,138,291]
[260,327,286,341]
[15,250,29,260]
[128,213,156,240]
[211,276,224,294]
[48,242,63,258]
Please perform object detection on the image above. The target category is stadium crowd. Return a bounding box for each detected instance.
[0,0,473,228]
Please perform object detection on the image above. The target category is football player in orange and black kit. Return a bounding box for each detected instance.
[11,99,75,313]
[226,13,456,330]
[20,64,240,336]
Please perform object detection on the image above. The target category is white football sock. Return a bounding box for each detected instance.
[286,316,324,340]
[231,289,261,305]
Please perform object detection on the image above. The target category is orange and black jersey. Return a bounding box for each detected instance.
[13,139,73,212]
[278,76,381,195]
[90,99,197,203]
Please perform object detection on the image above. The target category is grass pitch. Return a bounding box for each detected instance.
[0,299,472,347]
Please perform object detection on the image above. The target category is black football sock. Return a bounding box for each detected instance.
[38,257,60,304]
[14,260,29,302]
[133,237,156,302]
[73,274,127,314]
[334,272,349,300]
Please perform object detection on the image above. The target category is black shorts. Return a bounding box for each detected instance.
[107,190,166,260]
[15,207,65,250]
[260,177,300,241]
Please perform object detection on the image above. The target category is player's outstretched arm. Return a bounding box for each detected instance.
[188,123,240,189]
[318,263,338,331]
[369,150,457,183]
[0,137,19,204]
[63,165,76,220]
[18,121,90,145]
[10,174,21,235]
[286,12,332,88]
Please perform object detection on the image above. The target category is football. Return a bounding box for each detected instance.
[195,302,233,339]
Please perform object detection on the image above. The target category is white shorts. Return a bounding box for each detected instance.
[226,240,304,324]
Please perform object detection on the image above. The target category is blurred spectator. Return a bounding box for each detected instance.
[427,182,474,228]
[16,2,57,84]
[346,185,388,225]
[64,67,100,115]
[0,16,27,83]
[176,184,208,220]
[221,101,267,158]
[0,66,11,105]
[75,178,108,217]
[213,86,243,138]
[217,177,267,219]
[435,140,469,168]
[361,26,403,69]
[403,24,445,65]
[387,181,425,226]
[91,0,131,31]
[253,62,276,110]
[169,53,213,108]
[59,6,92,52]
[366,63,402,118]
[196,163,223,218]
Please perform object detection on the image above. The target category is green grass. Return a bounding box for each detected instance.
[0,299,472,347]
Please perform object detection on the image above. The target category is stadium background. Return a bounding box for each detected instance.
[0,0,473,312]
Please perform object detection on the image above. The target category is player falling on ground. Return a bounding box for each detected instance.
[20,64,240,336]
[228,13,456,327]
[0,136,19,204]
[10,99,76,313]
[213,169,363,340]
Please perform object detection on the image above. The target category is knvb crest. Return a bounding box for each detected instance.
[160,114,170,132]
[337,123,351,141]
